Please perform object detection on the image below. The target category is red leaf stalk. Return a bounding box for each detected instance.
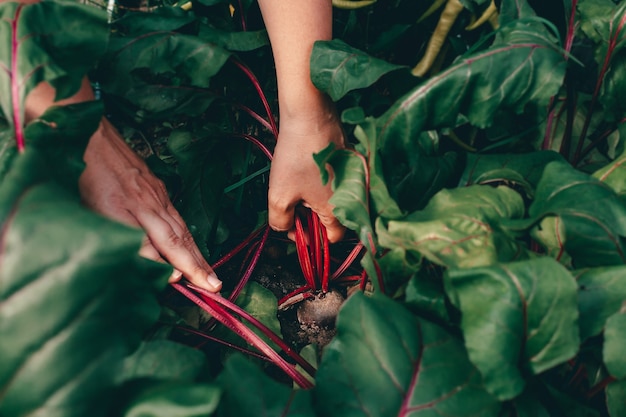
[574,5,626,164]
[173,282,315,387]
[11,4,25,152]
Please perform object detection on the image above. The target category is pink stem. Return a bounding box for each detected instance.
[228,225,270,303]
[212,225,265,269]
[234,103,274,132]
[11,4,25,152]
[574,7,626,165]
[173,283,315,387]
[191,284,317,378]
[231,58,278,138]
[231,133,273,161]
[331,242,364,280]
[295,214,316,289]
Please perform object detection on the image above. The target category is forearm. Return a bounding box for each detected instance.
[257,0,333,121]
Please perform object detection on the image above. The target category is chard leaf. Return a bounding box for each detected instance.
[376,9,566,156]
[217,355,314,417]
[116,380,221,417]
[460,151,564,197]
[606,379,626,417]
[603,309,626,379]
[528,161,626,267]
[0,1,108,147]
[593,147,626,203]
[314,145,381,279]
[119,340,208,383]
[0,150,169,417]
[214,282,282,353]
[576,266,626,341]
[98,20,231,118]
[314,293,501,417]
[310,39,406,101]
[444,257,580,400]
[377,185,527,269]
[351,116,403,220]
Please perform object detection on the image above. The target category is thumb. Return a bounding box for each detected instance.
[316,208,345,243]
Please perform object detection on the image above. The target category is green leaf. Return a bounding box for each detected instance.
[98,19,231,117]
[606,379,626,417]
[23,101,103,189]
[593,147,626,203]
[314,145,374,242]
[119,340,208,383]
[351,116,403,219]
[460,151,564,198]
[377,185,527,269]
[376,13,566,156]
[0,1,108,136]
[310,39,406,101]
[0,150,169,417]
[217,355,314,417]
[314,293,501,417]
[530,216,572,268]
[576,265,626,341]
[528,161,626,267]
[117,380,221,417]
[603,309,626,379]
[403,266,451,324]
[444,257,580,400]
[214,282,282,353]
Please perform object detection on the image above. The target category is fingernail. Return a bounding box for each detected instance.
[169,269,183,282]
[207,272,222,291]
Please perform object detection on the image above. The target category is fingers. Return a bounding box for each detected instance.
[268,193,297,234]
[139,238,184,282]
[316,209,346,243]
[135,208,222,293]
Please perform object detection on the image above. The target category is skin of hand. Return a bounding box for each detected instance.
[25,79,222,293]
[258,0,346,243]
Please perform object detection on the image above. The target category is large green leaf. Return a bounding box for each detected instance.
[376,7,566,157]
[0,150,169,417]
[460,151,564,198]
[348,114,403,220]
[119,340,208,383]
[593,147,626,204]
[217,355,314,417]
[310,39,406,101]
[444,257,580,400]
[314,293,501,417]
[377,185,527,269]
[576,266,626,341]
[606,379,626,417]
[0,0,108,138]
[116,380,221,417]
[528,161,626,267]
[97,16,231,118]
[603,309,626,379]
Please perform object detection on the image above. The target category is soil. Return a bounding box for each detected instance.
[166,233,359,356]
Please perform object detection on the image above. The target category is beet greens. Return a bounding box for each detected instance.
[2,0,626,416]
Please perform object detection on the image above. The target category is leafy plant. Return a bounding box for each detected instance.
[3,0,626,416]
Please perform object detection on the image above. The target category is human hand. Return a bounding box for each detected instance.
[268,111,346,243]
[79,120,222,292]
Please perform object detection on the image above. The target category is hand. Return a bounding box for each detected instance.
[26,79,221,292]
[78,119,222,292]
[268,110,346,243]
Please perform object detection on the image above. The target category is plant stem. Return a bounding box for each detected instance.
[231,58,279,138]
[173,282,315,388]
